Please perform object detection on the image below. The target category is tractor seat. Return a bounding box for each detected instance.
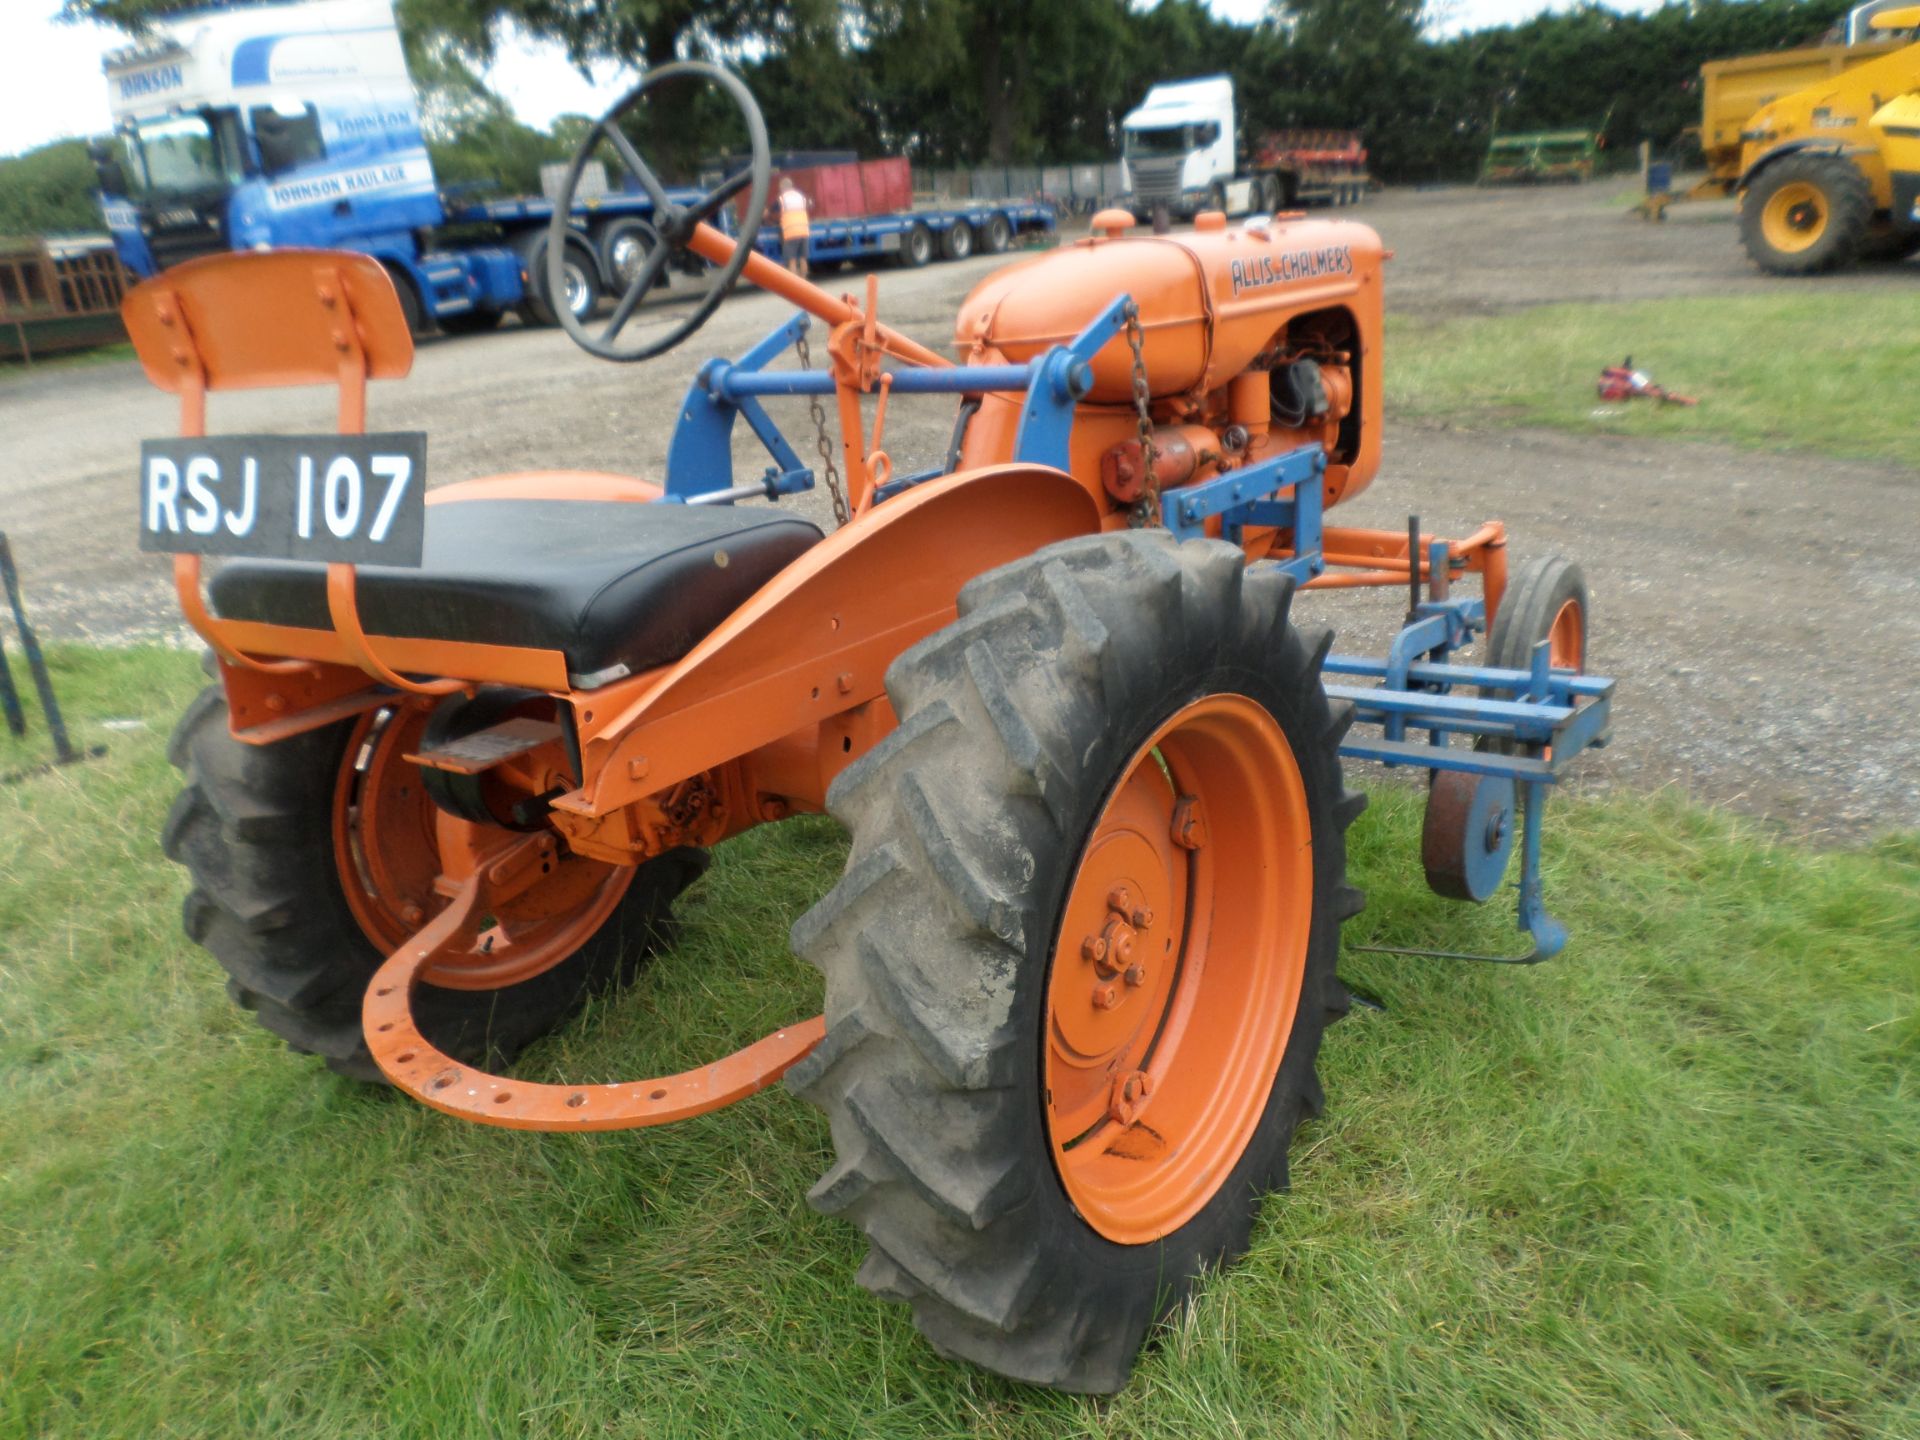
[210,498,823,685]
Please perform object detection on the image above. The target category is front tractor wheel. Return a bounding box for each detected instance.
[787,533,1366,1392]
[164,684,704,1082]
[1740,153,1872,275]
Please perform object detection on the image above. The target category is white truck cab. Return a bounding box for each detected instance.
[1120,75,1238,218]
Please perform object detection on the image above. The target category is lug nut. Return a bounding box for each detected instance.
[1092,983,1120,1010]
[1106,884,1132,915]
[1081,934,1108,964]
[1124,963,1147,987]
[1130,906,1153,930]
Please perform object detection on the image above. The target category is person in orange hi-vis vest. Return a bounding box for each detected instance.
[777,177,812,276]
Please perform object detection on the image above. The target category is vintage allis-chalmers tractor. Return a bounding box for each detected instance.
[128,67,1610,1392]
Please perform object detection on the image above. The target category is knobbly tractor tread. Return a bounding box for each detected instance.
[165,683,706,1084]
[787,531,1365,1392]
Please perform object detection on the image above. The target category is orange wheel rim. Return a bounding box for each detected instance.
[1044,692,1313,1245]
[1760,181,1826,253]
[332,707,633,990]
[1548,598,1584,671]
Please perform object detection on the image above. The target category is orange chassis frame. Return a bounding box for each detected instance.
[128,226,1507,1134]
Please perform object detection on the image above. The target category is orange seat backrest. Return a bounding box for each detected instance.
[121,249,413,396]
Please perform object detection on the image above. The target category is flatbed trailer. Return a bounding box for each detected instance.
[751,200,1057,268]
[1254,130,1372,208]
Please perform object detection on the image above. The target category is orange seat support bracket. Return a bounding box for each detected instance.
[140,255,445,693]
[361,836,824,1131]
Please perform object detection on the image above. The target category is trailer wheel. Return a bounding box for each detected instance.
[438,307,503,335]
[940,220,975,261]
[518,231,601,325]
[163,684,705,1082]
[981,212,1013,253]
[1740,153,1871,275]
[595,217,665,293]
[788,532,1365,1393]
[381,264,426,337]
[899,222,935,267]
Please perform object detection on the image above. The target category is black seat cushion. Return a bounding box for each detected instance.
[210,499,822,682]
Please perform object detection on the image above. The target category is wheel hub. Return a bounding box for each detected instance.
[1044,692,1313,1244]
[333,706,632,991]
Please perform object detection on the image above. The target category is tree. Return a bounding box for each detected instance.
[0,141,109,236]
[56,0,1874,188]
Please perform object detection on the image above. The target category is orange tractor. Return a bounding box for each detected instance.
[129,66,1610,1392]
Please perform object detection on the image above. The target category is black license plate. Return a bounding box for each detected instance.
[137,433,426,567]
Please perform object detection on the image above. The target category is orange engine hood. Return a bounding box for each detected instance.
[955,216,1385,403]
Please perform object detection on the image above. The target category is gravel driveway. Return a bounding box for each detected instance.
[2,182,1913,839]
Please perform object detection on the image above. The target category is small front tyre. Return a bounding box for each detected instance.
[788,533,1366,1392]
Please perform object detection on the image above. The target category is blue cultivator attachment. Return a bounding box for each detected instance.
[1324,526,1613,963]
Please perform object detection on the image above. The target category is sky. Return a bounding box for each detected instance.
[1,0,1668,160]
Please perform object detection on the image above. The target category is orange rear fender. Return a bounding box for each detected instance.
[552,464,1100,825]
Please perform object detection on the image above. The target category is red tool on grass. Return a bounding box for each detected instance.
[1598,357,1698,406]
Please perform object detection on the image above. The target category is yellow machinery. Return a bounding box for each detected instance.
[1732,4,1920,271]
[1695,30,1905,196]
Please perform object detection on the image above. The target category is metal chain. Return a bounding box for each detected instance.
[1123,302,1160,528]
[796,332,850,528]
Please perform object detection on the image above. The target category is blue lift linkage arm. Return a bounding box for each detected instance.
[654,296,1614,964]
[658,295,1138,502]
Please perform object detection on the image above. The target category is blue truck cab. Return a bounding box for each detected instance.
[94,0,1056,335]
[94,0,657,331]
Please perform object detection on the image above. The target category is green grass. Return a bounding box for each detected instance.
[1386,291,1920,469]
[3,647,1917,1438]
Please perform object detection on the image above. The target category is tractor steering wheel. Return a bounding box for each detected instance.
[547,62,770,364]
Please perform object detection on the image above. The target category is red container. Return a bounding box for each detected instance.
[747,156,916,224]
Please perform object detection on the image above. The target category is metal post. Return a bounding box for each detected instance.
[0,626,25,736]
[0,533,76,765]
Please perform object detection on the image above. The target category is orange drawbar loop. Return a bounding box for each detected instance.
[362,839,825,1131]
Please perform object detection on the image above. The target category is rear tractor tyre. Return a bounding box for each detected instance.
[787,532,1367,1392]
[164,684,705,1083]
[1739,153,1872,275]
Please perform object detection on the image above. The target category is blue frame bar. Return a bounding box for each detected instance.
[717,364,1036,398]
[1162,444,1327,546]
[661,295,1135,503]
